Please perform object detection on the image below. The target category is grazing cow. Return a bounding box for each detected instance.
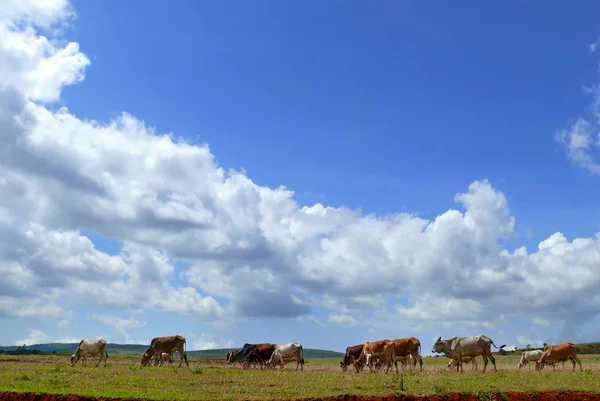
[517,350,544,370]
[70,339,109,367]
[535,342,582,372]
[340,344,365,372]
[267,342,305,371]
[390,337,423,372]
[353,340,398,374]
[227,343,273,368]
[141,335,189,368]
[253,343,277,368]
[448,356,478,371]
[432,335,506,373]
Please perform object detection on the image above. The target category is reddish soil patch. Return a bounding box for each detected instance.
[2,392,600,401]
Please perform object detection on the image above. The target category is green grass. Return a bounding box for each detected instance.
[1,354,600,400]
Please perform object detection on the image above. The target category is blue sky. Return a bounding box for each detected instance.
[2,0,600,355]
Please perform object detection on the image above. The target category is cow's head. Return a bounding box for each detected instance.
[69,354,78,366]
[431,336,446,354]
[140,352,152,366]
[340,355,353,372]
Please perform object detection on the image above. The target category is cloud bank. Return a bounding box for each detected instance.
[1,0,600,346]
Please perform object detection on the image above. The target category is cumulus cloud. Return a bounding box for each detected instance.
[91,314,147,343]
[556,41,600,175]
[2,0,600,347]
[16,328,79,346]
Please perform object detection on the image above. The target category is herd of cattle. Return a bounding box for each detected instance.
[67,334,585,374]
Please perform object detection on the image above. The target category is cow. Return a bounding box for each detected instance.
[448,356,478,371]
[353,340,398,374]
[340,344,364,372]
[373,355,409,372]
[155,352,173,367]
[252,343,277,369]
[432,335,506,373]
[390,337,423,372]
[517,350,544,370]
[141,335,189,368]
[267,342,305,371]
[70,339,108,367]
[535,342,582,372]
[228,343,269,368]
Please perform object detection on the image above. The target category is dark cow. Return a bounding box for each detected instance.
[227,343,275,369]
[340,344,364,372]
[141,335,189,367]
[253,343,277,368]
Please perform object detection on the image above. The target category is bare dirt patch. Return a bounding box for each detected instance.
[3,392,600,401]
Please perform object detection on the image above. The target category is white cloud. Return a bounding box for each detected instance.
[2,0,600,347]
[91,314,146,343]
[328,314,362,327]
[532,317,550,326]
[590,37,600,53]
[187,332,234,351]
[16,328,79,346]
[516,336,544,348]
[556,41,600,175]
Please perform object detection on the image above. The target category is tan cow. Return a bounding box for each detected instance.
[390,337,423,372]
[535,342,582,372]
[70,339,108,367]
[141,335,189,367]
[432,335,506,373]
[447,356,478,371]
[353,340,398,374]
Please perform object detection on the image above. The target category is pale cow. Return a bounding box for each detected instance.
[517,350,544,370]
[448,356,478,371]
[267,342,305,371]
[353,339,398,374]
[141,335,189,368]
[432,335,506,373]
[535,342,582,372]
[70,339,108,367]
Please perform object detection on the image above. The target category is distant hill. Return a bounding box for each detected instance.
[0,343,344,358]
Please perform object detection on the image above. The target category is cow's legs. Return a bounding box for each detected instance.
[489,353,497,372]
[481,354,489,373]
[571,355,583,372]
[95,353,102,367]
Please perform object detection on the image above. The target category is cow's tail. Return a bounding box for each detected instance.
[491,340,506,350]
[183,338,188,364]
[299,344,305,365]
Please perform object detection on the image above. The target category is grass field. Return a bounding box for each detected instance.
[1,353,600,400]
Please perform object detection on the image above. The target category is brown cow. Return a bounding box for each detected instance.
[535,342,582,372]
[373,355,408,371]
[141,335,189,368]
[353,340,398,374]
[340,344,364,372]
[390,337,423,372]
[253,343,276,369]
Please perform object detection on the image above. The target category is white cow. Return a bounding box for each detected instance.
[267,342,305,371]
[432,335,506,373]
[517,350,544,370]
[70,339,108,367]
